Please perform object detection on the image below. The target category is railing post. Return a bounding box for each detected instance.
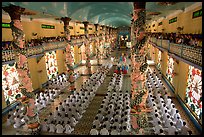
[180,44,184,57]
[160,39,162,47]
[168,40,170,51]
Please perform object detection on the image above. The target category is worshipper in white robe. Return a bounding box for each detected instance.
[64,121,74,134]
[70,115,77,127]
[121,125,130,135]
[41,119,49,132]
[6,114,14,126]
[165,122,177,135]
[102,118,111,131]
[175,117,183,129]
[112,119,121,132]
[179,121,191,135]
[157,129,165,135]
[153,121,163,135]
[100,125,109,135]
[48,121,56,133]
[56,121,64,134]
[110,126,119,135]
[56,113,62,124]
[13,115,24,129]
[90,125,99,135]
[92,117,101,129]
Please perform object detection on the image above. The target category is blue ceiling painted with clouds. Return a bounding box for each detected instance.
[2,2,196,28]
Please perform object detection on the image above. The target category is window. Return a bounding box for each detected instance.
[158,22,162,26]
[69,26,73,29]
[192,9,202,18]
[45,51,58,80]
[2,23,11,28]
[166,56,174,84]
[2,62,22,105]
[185,66,202,121]
[41,24,55,29]
[169,17,177,24]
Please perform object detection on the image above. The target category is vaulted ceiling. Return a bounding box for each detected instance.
[2,2,197,28]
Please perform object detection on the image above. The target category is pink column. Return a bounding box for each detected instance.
[3,5,40,134]
[61,17,75,92]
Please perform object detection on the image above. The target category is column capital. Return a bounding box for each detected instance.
[133,2,146,10]
[82,21,89,28]
[61,17,71,26]
[2,4,25,20]
[94,23,99,29]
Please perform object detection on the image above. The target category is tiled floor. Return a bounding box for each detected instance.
[2,49,201,135]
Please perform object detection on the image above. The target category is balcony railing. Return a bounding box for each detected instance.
[2,36,111,63]
[149,37,202,67]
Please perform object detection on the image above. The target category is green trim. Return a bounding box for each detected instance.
[41,24,55,29]
[69,26,73,29]
[158,22,162,26]
[2,23,11,28]
[169,17,177,24]
[192,9,202,19]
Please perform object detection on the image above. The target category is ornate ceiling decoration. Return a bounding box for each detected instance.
[157,2,178,6]
[147,12,161,16]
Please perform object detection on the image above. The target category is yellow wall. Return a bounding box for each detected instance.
[74,23,85,35]
[147,4,202,34]
[172,59,179,93]
[2,18,65,41]
[74,46,80,64]
[27,56,48,90]
[2,91,7,109]
[27,58,39,90]
[182,5,202,34]
[56,49,66,74]
[177,61,189,100]
[155,48,159,64]
[148,42,190,102]
[36,56,48,87]
[161,51,168,75]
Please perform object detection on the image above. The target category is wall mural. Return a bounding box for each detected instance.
[185,66,202,121]
[157,50,161,69]
[2,63,22,105]
[166,56,174,84]
[45,51,58,80]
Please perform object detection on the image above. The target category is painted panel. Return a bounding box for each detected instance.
[2,63,22,106]
[166,55,174,84]
[45,51,59,80]
[157,50,162,69]
[185,65,202,121]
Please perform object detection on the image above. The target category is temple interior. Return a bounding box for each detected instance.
[2,2,202,135]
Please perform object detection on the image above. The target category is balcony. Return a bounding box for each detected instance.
[148,37,202,68]
[2,36,109,64]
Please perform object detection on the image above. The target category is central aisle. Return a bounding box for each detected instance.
[72,68,114,135]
